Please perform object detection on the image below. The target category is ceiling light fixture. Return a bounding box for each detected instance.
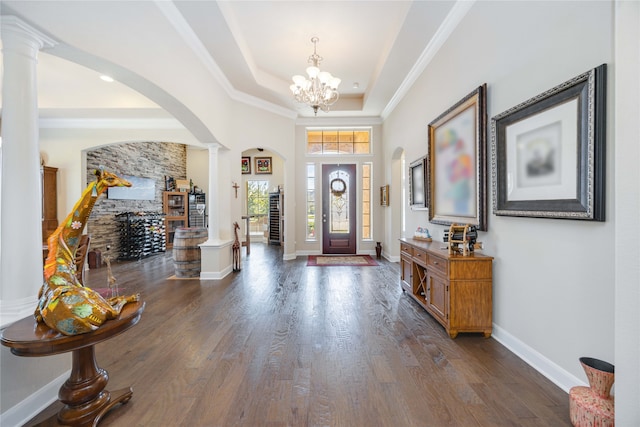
[100,75,114,82]
[290,37,341,115]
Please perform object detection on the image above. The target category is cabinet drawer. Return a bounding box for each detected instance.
[427,254,448,276]
[413,248,427,265]
[400,243,413,257]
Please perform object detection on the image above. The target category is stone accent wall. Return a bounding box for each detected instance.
[86,141,186,259]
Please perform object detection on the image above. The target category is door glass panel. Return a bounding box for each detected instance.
[329,170,350,233]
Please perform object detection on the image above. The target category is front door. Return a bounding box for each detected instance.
[322,164,357,254]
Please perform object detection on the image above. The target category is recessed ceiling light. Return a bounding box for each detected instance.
[353,82,360,89]
[100,75,114,82]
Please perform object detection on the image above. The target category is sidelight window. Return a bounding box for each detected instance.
[306,163,316,240]
[362,163,372,240]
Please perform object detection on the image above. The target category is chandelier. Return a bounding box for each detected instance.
[290,37,341,115]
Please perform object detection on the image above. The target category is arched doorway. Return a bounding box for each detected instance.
[240,148,285,253]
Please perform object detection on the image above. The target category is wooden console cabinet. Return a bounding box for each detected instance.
[400,237,493,338]
[41,166,58,243]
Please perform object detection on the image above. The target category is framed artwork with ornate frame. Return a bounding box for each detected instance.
[427,84,487,230]
[255,156,273,174]
[409,157,427,210]
[491,64,606,221]
[380,185,389,206]
[241,156,251,174]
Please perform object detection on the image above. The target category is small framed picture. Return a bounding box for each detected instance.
[380,185,389,206]
[409,156,427,210]
[255,157,272,174]
[241,157,251,174]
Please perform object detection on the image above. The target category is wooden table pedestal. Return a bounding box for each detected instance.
[1,301,145,427]
[57,345,132,426]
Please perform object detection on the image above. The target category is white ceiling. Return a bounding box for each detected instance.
[1,1,461,123]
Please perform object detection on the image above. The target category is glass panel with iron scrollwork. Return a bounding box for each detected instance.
[329,170,350,233]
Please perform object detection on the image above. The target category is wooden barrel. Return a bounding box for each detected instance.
[173,227,208,278]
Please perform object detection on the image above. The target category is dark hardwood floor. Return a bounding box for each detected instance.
[26,243,570,426]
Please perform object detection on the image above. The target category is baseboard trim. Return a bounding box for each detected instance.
[296,250,322,257]
[0,370,69,427]
[387,254,400,263]
[491,323,584,393]
[200,265,232,280]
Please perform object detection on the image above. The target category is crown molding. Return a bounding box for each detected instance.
[38,117,184,129]
[381,0,476,119]
[295,116,382,127]
[155,1,297,120]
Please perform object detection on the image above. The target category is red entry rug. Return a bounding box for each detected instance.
[307,255,379,267]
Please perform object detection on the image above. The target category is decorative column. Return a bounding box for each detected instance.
[199,143,233,279]
[0,17,57,325]
[206,143,220,242]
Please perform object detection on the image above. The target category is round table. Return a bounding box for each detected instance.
[1,301,145,426]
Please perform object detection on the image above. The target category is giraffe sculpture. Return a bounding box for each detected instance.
[232,221,241,271]
[35,169,140,336]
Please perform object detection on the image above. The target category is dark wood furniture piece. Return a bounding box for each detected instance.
[116,212,166,260]
[400,237,493,338]
[1,301,145,426]
[268,191,284,245]
[163,191,188,249]
[42,166,58,243]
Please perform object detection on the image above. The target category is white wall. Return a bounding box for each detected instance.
[186,146,210,196]
[239,147,284,243]
[383,1,615,390]
[241,148,285,199]
[227,102,296,257]
[613,1,640,423]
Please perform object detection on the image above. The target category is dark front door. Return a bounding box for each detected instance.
[322,164,357,254]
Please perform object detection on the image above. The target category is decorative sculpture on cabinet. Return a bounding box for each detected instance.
[35,169,140,336]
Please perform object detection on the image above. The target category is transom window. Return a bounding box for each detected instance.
[307,129,371,155]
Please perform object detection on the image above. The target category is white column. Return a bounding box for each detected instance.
[207,143,220,241]
[0,17,57,325]
[200,143,233,279]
